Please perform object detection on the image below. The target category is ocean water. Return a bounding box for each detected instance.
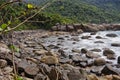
[42,31,120,64]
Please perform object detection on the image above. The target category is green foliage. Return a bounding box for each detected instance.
[9,44,20,53]
[16,76,23,80]
[44,0,120,24]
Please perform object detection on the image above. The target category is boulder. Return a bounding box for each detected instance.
[103,49,116,59]
[73,24,83,31]
[106,33,118,37]
[90,66,103,75]
[96,36,103,39]
[25,66,39,78]
[39,63,51,74]
[81,36,91,39]
[94,58,106,66]
[101,65,120,75]
[67,69,87,80]
[90,32,97,35]
[66,25,74,32]
[40,56,59,65]
[58,49,68,58]
[117,56,120,64]
[111,43,120,47]
[77,29,83,34]
[112,75,120,80]
[0,59,7,68]
[0,42,10,54]
[48,67,59,80]
[51,26,58,31]
[81,24,99,32]
[81,48,88,53]
[94,41,104,43]
[86,52,101,58]
[90,49,101,52]
[3,66,13,74]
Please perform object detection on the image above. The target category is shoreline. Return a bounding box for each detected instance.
[0,28,120,80]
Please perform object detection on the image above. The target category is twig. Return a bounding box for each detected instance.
[5,1,51,32]
[0,0,20,11]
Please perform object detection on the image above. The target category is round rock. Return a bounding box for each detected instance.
[0,59,7,68]
[94,58,106,66]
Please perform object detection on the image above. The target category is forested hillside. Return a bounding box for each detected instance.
[25,0,120,24]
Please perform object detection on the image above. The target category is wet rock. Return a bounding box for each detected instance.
[90,66,103,75]
[90,32,97,35]
[94,58,106,66]
[96,36,103,39]
[81,36,91,39]
[111,43,120,47]
[40,56,59,65]
[58,49,68,58]
[86,52,101,58]
[117,56,120,64]
[0,59,7,68]
[94,41,104,43]
[58,37,65,40]
[87,74,99,80]
[101,65,120,75]
[90,49,101,52]
[25,66,39,78]
[72,49,81,53]
[106,33,118,37]
[81,48,88,53]
[103,49,116,59]
[34,73,49,80]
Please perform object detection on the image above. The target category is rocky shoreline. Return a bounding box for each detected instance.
[0,24,120,80]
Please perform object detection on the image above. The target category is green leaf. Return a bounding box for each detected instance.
[9,45,20,52]
[0,28,3,31]
[27,4,34,9]
[17,76,23,80]
[1,23,8,30]
[8,21,11,25]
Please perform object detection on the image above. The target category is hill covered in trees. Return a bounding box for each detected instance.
[25,0,120,24]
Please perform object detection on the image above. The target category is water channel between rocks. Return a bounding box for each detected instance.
[41,31,120,64]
